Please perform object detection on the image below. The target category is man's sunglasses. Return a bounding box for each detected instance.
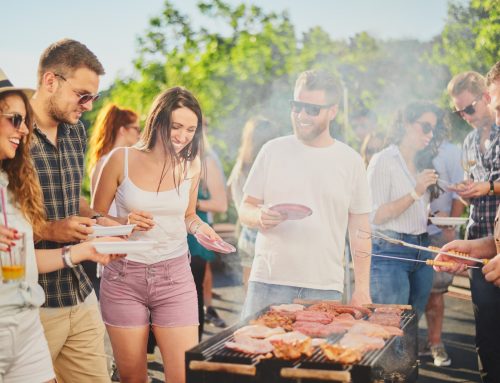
[416,120,434,134]
[1,113,25,129]
[454,98,481,118]
[55,73,100,105]
[289,100,334,116]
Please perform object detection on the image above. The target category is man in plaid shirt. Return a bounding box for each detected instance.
[30,39,116,383]
[447,70,500,382]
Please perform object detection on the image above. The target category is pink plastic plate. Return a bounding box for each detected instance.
[269,203,313,220]
[195,233,236,254]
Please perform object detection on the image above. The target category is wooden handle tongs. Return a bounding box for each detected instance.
[357,229,488,265]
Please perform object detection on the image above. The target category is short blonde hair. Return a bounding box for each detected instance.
[447,71,486,98]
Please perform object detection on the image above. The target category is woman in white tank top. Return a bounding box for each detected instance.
[93,87,222,383]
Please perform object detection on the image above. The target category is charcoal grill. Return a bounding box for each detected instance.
[186,304,418,383]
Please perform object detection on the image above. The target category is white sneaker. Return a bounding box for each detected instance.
[431,343,451,367]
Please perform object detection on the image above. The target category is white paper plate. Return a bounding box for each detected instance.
[429,217,468,226]
[90,224,136,237]
[92,240,158,254]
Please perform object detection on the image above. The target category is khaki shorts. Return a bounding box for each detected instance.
[39,292,109,383]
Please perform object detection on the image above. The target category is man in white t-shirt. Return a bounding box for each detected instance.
[239,70,372,317]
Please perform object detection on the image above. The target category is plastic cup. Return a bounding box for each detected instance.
[0,232,26,283]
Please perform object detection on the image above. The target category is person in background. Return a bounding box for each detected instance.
[360,131,385,167]
[86,103,142,381]
[421,109,465,366]
[86,103,141,297]
[0,69,123,383]
[446,70,500,383]
[351,108,379,151]
[239,70,372,317]
[93,87,221,383]
[367,101,440,320]
[188,131,228,340]
[227,116,280,291]
[29,39,119,383]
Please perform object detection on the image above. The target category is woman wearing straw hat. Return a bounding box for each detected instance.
[0,69,124,383]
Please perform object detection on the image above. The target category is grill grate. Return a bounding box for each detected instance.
[186,306,418,383]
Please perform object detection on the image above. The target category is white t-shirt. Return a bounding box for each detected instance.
[243,135,371,291]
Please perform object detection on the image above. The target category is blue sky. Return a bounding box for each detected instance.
[1,0,449,89]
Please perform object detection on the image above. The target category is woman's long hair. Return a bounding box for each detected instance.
[87,103,138,174]
[137,87,204,192]
[387,101,443,201]
[236,116,279,177]
[0,91,46,235]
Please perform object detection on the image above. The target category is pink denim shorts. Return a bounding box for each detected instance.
[99,254,198,328]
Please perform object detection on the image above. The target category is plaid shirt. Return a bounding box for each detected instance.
[462,124,500,239]
[31,121,93,307]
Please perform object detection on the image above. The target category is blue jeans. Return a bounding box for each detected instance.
[241,281,342,319]
[370,230,432,320]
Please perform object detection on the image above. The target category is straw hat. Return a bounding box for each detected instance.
[0,68,34,98]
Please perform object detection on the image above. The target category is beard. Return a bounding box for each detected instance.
[47,94,78,125]
[292,118,329,142]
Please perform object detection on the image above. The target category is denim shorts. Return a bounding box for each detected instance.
[241,281,342,319]
[370,230,433,320]
[100,255,198,328]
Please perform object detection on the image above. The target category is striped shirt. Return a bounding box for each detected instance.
[367,145,430,235]
[462,124,500,239]
[31,121,93,307]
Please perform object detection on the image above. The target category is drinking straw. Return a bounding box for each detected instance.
[0,187,13,263]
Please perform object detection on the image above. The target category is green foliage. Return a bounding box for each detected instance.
[431,0,499,75]
[82,0,497,206]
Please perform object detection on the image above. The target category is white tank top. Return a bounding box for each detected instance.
[114,148,191,264]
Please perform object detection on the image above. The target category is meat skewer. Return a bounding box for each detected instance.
[363,252,480,269]
[357,229,488,265]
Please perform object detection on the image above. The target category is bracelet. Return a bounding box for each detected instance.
[91,213,103,220]
[191,221,205,235]
[62,245,76,268]
[410,190,422,201]
[187,218,199,234]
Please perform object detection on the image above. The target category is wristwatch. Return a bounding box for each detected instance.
[488,181,495,196]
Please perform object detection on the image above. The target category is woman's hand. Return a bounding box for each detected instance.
[415,169,438,196]
[196,223,222,241]
[0,224,20,251]
[72,237,127,266]
[259,206,285,230]
[127,210,155,232]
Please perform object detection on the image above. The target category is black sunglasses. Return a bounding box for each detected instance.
[55,73,100,105]
[416,121,434,134]
[289,100,334,117]
[1,113,24,129]
[454,98,480,118]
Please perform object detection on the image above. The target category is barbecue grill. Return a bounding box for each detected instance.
[186,304,418,383]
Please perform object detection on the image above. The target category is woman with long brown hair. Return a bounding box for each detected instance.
[93,87,221,383]
[0,70,122,383]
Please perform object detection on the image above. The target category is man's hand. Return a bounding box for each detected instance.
[44,216,94,243]
[349,289,372,306]
[259,206,285,230]
[482,254,500,287]
[434,240,478,273]
[455,181,490,199]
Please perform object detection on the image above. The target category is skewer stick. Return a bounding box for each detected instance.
[0,187,12,263]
